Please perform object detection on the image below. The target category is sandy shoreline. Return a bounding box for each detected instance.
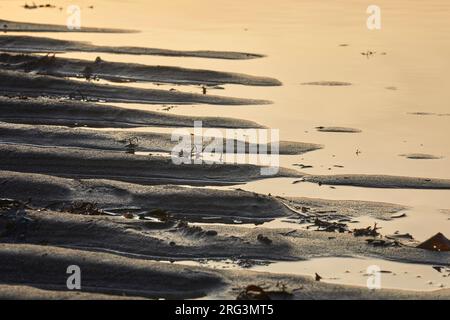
[0,19,137,34]
[1,13,449,300]
[0,96,264,128]
[2,244,448,300]
[0,122,322,155]
[0,52,282,86]
[1,171,449,299]
[0,35,265,60]
[0,70,271,105]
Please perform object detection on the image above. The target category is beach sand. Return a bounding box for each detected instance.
[0,0,449,299]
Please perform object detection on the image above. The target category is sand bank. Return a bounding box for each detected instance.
[1,244,448,299]
[0,97,263,128]
[0,53,281,86]
[0,122,322,155]
[0,19,136,33]
[0,144,301,186]
[0,35,264,60]
[299,174,450,190]
[0,70,270,105]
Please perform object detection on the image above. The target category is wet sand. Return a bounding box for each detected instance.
[0,52,281,86]
[315,126,362,133]
[0,97,263,128]
[0,35,264,60]
[0,19,136,33]
[2,165,449,298]
[0,122,322,155]
[2,244,448,300]
[1,176,448,266]
[0,144,301,186]
[299,174,450,189]
[1,0,450,300]
[301,81,352,86]
[0,70,270,105]
[400,153,443,160]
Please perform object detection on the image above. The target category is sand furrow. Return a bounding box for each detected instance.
[0,35,264,60]
[0,97,263,128]
[0,70,270,105]
[0,53,281,86]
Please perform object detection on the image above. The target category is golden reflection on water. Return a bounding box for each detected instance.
[4,0,450,202]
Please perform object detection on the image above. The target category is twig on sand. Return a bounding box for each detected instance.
[312,218,348,233]
[352,223,381,237]
[123,137,139,154]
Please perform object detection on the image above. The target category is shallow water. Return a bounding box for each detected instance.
[251,257,450,291]
[6,0,445,186]
[9,0,449,177]
[174,257,450,291]
[3,0,450,291]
